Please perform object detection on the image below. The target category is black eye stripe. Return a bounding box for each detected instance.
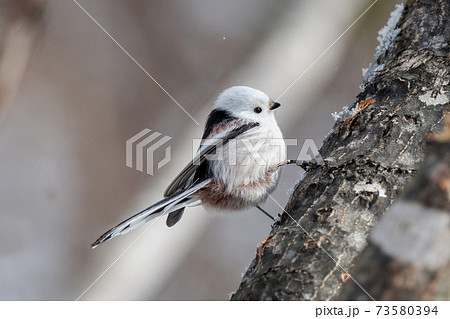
[254,107,262,113]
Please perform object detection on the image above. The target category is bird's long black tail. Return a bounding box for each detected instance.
[91,179,211,248]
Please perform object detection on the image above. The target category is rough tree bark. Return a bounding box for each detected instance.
[337,112,450,301]
[232,0,450,301]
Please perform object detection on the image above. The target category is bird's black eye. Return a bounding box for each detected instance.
[254,106,262,113]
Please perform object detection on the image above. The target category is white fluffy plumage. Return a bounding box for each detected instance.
[92,86,286,248]
[203,86,286,211]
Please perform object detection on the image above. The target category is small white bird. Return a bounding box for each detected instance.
[92,86,286,248]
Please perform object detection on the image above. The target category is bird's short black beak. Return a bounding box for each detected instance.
[270,102,281,110]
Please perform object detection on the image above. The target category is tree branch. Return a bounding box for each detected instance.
[232,0,450,301]
[337,111,450,300]
[0,0,46,117]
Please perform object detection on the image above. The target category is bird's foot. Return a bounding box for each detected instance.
[281,157,335,170]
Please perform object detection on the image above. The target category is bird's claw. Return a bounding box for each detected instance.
[284,157,335,170]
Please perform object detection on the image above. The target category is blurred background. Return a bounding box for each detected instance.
[0,0,402,300]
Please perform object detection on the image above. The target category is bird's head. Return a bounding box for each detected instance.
[213,86,281,123]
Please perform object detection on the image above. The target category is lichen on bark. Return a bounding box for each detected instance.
[232,0,450,301]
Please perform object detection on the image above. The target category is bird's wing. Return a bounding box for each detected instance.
[166,208,185,227]
[164,122,259,197]
[92,179,211,248]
